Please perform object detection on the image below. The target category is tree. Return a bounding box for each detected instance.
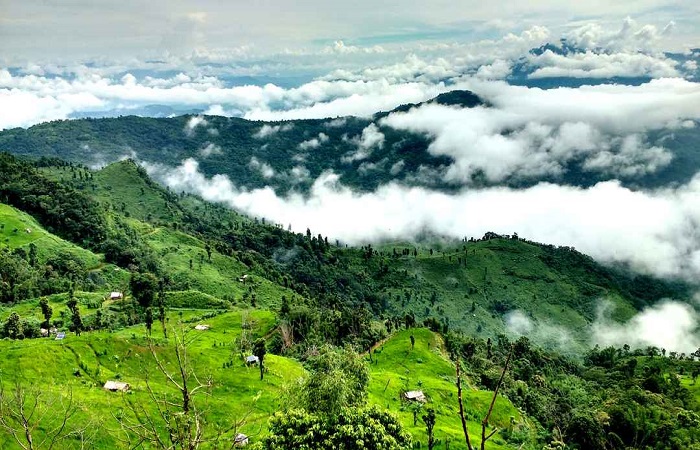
[253,338,267,381]
[456,345,514,450]
[3,312,23,339]
[39,298,52,331]
[129,272,158,309]
[70,308,83,336]
[410,334,415,350]
[423,408,436,450]
[280,295,290,317]
[294,346,370,417]
[145,307,153,335]
[0,381,92,449]
[262,406,412,450]
[0,250,30,303]
[157,281,167,338]
[66,296,82,336]
[28,243,38,267]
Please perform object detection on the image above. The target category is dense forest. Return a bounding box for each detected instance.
[0,152,699,449]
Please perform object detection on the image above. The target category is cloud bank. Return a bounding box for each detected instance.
[382,78,700,182]
[145,158,700,281]
[507,302,700,353]
[592,301,700,353]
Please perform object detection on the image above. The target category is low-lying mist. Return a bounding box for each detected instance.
[145,158,700,282]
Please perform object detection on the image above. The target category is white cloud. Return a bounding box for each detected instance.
[322,40,385,55]
[185,115,208,136]
[248,157,275,178]
[198,142,222,157]
[475,59,512,80]
[342,123,385,162]
[146,158,700,281]
[254,123,293,138]
[505,310,574,351]
[592,300,700,353]
[527,50,679,79]
[380,78,699,182]
[564,17,676,53]
[298,132,329,150]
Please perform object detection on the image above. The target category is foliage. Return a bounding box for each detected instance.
[261,406,412,450]
[294,346,370,417]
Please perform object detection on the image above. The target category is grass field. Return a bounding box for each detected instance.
[367,328,531,449]
[0,307,299,449]
[0,316,531,449]
[0,203,101,267]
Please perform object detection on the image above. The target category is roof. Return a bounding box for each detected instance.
[245,355,259,363]
[110,292,123,299]
[55,332,66,340]
[234,433,248,443]
[404,390,427,402]
[195,324,210,330]
[104,381,130,391]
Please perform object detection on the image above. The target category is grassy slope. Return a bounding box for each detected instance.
[0,308,300,449]
[0,320,527,449]
[370,239,639,351]
[0,203,101,267]
[39,160,686,350]
[368,328,528,449]
[39,161,298,310]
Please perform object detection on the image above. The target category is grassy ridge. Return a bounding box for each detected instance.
[0,203,100,267]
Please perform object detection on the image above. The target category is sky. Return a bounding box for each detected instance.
[1,0,699,63]
[2,0,700,348]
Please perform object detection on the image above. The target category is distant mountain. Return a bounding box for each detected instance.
[69,104,205,119]
[0,90,698,195]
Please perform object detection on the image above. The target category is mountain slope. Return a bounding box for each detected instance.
[29,157,695,351]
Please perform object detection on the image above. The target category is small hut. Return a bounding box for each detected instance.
[404,390,427,403]
[245,355,259,366]
[195,324,210,331]
[103,381,130,392]
[109,292,124,300]
[234,433,249,447]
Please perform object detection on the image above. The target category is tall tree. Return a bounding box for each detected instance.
[130,272,158,309]
[39,297,52,331]
[3,312,23,339]
[423,408,436,450]
[145,307,153,336]
[157,280,167,338]
[253,338,267,381]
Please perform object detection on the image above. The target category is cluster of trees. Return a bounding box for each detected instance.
[445,330,700,449]
[0,246,91,304]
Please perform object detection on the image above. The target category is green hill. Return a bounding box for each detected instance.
[10,156,694,351]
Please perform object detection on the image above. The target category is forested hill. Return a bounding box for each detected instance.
[0,153,692,350]
[1,153,700,450]
[1,89,699,194]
